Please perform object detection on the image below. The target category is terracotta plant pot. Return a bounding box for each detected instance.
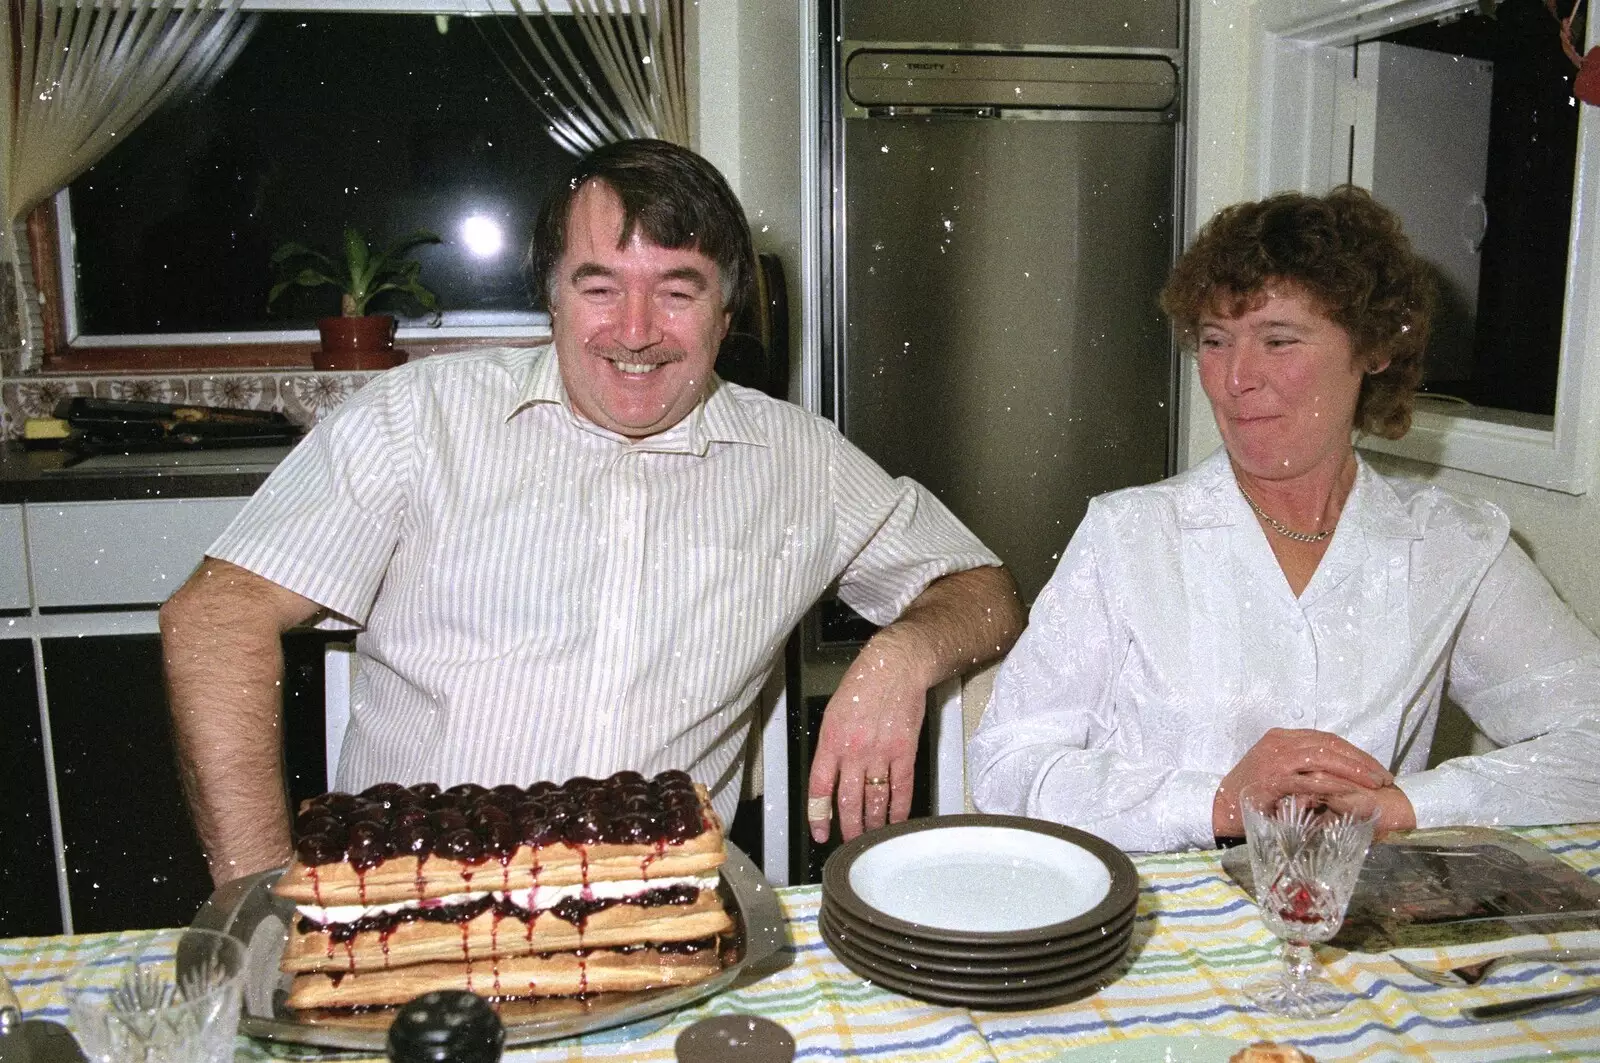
[314,315,406,371]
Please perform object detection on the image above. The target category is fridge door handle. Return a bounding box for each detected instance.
[865,105,999,119]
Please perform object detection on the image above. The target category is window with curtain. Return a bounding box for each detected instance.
[38,8,643,370]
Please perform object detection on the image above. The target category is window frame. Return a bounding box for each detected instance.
[1246,0,1599,494]
[31,0,590,373]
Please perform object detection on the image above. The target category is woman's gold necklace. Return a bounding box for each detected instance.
[1238,486,1334,543]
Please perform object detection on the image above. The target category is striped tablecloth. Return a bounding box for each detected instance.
[5,823,1598,1062]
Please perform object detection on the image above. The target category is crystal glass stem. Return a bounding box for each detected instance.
[1283,941,1319,986]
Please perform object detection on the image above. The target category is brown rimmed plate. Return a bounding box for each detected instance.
[823,815,1138,946]
[819,904,1132,982]
[821,892,1135,964]
[189,843,785,1052]
[819,912,1129,1011]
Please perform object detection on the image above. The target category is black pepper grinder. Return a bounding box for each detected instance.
[387,990,505,1063]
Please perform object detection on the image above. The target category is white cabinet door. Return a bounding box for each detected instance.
[25,498,247,608]
[1344,40,1493,385]
[0,505,28,610]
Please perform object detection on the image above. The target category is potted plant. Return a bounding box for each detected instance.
[268,227,443,370]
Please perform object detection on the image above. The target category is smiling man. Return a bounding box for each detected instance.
[161,139,1024,887]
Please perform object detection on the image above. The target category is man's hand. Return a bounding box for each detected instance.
[1212,727,1394,837]
[808,638,926,843]
[806,565,1025,844]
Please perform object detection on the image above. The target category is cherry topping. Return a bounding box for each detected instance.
[439,827,484,863]
[295,809,341,835]
[660,788,700,811]
[608,813,651,845]
[444,782,488,801]
[322,793,361,816]
[296,831,347,866]
[486,821,521,861]
[346,821,393,871]
[395,823,436,859]
[663,805,704,841]
[472,804,512,829]
[349,800,390,827]
[519,814,563,848]
[565,807,606,845]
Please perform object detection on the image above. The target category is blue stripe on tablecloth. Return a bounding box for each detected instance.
[1142,897,1256,920]
[1289,993,1600,1051]
[1140,874,1234,895]
[792,1019,985,1060]
[982,1000,1245,1041]
[982,988,1600,1051]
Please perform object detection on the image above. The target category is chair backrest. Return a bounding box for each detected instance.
[319,639,797,885]
[323,641,356,790]
[929,659,1003,816]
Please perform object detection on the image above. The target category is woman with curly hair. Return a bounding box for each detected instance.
[968,186,1600,851]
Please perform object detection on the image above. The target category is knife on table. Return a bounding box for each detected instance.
[1462,985,1600,1022]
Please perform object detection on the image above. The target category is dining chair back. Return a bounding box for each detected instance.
[928,659,1003,816]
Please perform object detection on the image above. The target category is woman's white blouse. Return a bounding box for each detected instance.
[968,450,1600,852]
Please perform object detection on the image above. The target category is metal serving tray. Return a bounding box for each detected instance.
[189,843,787,1052]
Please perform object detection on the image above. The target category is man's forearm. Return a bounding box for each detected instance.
[866,564,1026,689]
[807,564,1025,841]
[160,561,313,885]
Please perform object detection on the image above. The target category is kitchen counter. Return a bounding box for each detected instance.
[0,440,304,938]
[0,442,288,503]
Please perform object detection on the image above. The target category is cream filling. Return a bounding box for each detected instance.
[296,872,719,926]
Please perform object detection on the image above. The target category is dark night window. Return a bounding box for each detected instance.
[55,10,598,352]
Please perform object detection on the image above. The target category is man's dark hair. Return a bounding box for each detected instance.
[529,138,756,319]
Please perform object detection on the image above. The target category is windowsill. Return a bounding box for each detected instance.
[33,334,551,374]
[1357,403,1587,494]
[1409,396,1554,433]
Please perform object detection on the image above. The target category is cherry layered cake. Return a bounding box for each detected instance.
[272,769,733,1010]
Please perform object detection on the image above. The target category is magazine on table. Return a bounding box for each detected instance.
[1222,826,1600,952]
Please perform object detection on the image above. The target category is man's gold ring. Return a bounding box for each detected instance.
[864,775,890,787]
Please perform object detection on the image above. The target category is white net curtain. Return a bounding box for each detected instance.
[0,0,255,368]
[494,0,689,154]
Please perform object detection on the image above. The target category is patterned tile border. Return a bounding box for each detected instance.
[0,370,382,439]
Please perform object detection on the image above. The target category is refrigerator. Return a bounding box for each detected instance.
[820,0,1184,606]
[789,0,1185,880]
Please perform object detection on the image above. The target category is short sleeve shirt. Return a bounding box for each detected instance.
[209,345,1000,820]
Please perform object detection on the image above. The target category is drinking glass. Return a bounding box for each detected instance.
[63,927,246,1063]
[1239,783,1380,1018]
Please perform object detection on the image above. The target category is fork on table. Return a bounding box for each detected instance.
[1390,948,1600,988]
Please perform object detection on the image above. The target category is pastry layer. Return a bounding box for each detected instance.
[274,835,725,906]
[284,885,732,973]
[286,941,723,1008]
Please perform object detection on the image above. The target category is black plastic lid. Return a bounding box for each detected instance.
[386,990,505,1063]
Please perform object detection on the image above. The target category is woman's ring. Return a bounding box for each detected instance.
[864,775,890,787]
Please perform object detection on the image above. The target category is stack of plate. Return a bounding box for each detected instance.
[819,814,1139,1010]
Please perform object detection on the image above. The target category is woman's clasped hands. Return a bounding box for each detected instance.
[1212,727,1417,840]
